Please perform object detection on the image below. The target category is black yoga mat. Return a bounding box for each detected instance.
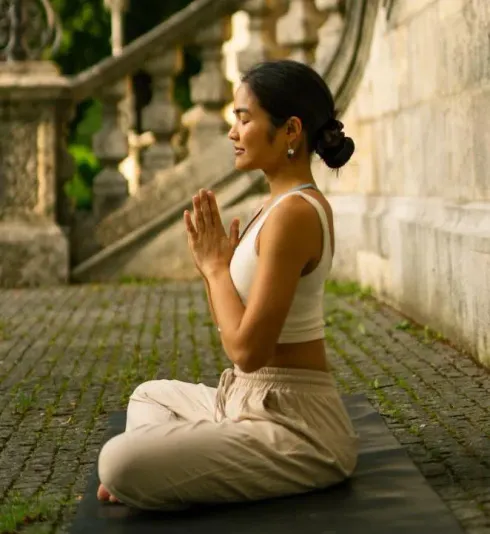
[70,394,464,534]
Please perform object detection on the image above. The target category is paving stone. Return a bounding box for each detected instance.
[0,282,488,532]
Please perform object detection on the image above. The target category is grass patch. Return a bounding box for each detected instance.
[0,492,67,533]
[324,280,372,299]
[393,319,445,344]
[10,384,43,415]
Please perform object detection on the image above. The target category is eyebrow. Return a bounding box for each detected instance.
[233,107,250,115]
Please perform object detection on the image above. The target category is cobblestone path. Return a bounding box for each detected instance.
[0,281,488,533]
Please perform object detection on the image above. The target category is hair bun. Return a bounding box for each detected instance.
[315,119,354,169]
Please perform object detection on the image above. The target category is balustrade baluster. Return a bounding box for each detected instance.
[187,19,233,155]
[276,0,321,65]
[92,80,129,222]
[140,49,183,185]
[237,0,280,74]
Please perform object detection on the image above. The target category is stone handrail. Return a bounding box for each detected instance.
[66,0,246,103]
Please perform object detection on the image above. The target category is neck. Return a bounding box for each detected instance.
[264,159,317,199]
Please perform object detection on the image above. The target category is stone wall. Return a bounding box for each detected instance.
[313,0,490,366]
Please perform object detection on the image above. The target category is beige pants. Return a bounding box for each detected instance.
[98,366,359,510]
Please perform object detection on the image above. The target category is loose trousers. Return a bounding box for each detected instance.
[98,366,359,510]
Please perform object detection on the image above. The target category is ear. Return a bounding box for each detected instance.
[286,116,303,142]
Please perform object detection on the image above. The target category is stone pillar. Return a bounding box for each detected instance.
[0,62,69,287]
[276,0,321,64]
[140,48,183,185]
[237,0,280,74]
[188,19,233,155]
[92,79,129,222]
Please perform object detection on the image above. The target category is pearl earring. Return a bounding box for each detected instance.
[287,147,295,158]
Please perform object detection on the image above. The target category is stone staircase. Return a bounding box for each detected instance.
[72,0,380,282]
[0,0,380,286]
[71,136,266,281]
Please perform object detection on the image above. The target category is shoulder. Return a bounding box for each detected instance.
[258,194,322,260]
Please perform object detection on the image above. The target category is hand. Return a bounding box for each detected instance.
[184,189,240,279]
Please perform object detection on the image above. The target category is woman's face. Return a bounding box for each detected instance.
[228,83,288,173]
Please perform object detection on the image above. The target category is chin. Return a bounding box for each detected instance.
[234,156,258,171]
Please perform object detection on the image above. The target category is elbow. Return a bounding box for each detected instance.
[235,355,263,374]
[233,339,275,374]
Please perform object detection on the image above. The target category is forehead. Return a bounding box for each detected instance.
[234,83,259,111]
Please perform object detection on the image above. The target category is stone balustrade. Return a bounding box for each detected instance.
[93,0,335,214]
[0,0,361,287]
[0,0,247,287]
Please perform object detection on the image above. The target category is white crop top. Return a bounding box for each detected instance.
[229,190,333,344]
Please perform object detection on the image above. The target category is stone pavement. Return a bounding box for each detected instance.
[0,280,488,533]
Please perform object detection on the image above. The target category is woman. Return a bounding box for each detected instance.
[97,59,359,509]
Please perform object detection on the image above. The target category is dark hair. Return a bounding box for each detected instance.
[241,59,354,169]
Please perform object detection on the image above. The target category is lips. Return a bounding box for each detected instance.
[234,147,245,155]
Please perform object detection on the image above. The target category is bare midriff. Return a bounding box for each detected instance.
[265,339,333,373]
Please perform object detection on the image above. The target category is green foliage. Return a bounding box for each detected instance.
[51,0,112,76]
[64,144,101,210]
[71,99,102,147]
[65,99,102,209]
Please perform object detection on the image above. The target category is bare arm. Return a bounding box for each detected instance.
[203,278,219,327]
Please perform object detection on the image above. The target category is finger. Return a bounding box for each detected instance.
[200,189,214,228]
[183,210,197,239]
[192,194,204,233]
[207,190,222,228]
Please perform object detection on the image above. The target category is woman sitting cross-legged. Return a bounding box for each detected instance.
[97,59,359,510]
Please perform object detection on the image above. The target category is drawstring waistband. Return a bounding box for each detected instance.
[215,368,235,422]
[215,366,335,422]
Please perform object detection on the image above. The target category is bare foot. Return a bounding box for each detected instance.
[97,483,120,503]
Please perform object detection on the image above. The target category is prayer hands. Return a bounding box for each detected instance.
[184,189,240,279]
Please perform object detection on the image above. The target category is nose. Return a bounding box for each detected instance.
[228,123,238,141]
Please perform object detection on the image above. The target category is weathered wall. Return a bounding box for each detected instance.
[313,0,490,366]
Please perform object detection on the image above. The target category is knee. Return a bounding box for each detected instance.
[129,380,157,402]
[129,379,172,402]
